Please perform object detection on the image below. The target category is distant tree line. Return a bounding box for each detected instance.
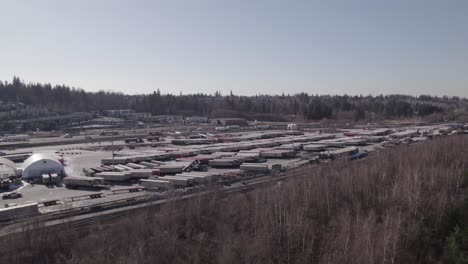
[1,77,463,121]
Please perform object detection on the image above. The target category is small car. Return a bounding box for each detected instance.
[2,192,22,199]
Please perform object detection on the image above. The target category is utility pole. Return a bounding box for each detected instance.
[111,132,115,172]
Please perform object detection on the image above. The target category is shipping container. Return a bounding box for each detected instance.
[117,164,134,171]
[111,165,128,172]
[260,149,295,158]
[158,165,184,175]
[100,165,114,171]
[158,176,193,186]
[139,179,173,189]
[102,157,127,165]
[126,163,147,169]
[173,174,206,183]
[319,146,358,159]
[90,167,105,173]
[209,158,243,168]
[82,168,96,177]
[303,144,327,152]
[95,172,131,181]
[240,163,269,173]
[235,152,260,162]
[139,161,159,169]
[129,169,154,178]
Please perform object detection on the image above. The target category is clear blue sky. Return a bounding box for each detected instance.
[1,0,467,96]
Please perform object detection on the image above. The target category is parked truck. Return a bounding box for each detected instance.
[0,134,30,142]
[42,173,59,184]
[63,176,106,189]
[124,138,144,144]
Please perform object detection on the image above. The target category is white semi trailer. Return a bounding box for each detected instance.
[63,176,106,188]
[139,179,173,189]
[0,134,30,142]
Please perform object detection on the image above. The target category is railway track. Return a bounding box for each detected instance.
[0,161,312,249]
[0,171,289,246]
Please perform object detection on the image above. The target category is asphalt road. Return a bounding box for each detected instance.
[0,180,139,208]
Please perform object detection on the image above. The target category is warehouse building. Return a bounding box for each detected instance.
[21,154,64,179]
[211,118,248,126]
[185,116,209,124]
[13,112,94,131]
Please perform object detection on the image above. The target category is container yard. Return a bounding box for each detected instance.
[0,123,465,224]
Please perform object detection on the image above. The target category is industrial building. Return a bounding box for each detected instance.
[89,117,133,127]
[287,124,298,130]
[185,116,209,124]
[21,154,64,179]
[104,109,135,118]
[142,115,184,123]
[12,112,94,131]
[211,118,248,126]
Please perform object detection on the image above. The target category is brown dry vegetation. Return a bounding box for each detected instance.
[2,136,468,264]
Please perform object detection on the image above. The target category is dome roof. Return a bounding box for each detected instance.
[22,154,64,178]
[22,154,59,168]
[0,157,17,175]
[0,157,16,170]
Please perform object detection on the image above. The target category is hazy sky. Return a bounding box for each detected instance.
[1,0,467,96]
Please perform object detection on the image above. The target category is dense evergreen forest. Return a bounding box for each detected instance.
[0,77,465,121]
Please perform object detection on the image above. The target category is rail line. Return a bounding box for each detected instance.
[0,169,296,246]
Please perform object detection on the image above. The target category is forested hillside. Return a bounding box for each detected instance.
[1,77,465,121]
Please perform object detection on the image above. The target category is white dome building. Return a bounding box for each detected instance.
[21,154,64,179]
[0,157,18,179]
